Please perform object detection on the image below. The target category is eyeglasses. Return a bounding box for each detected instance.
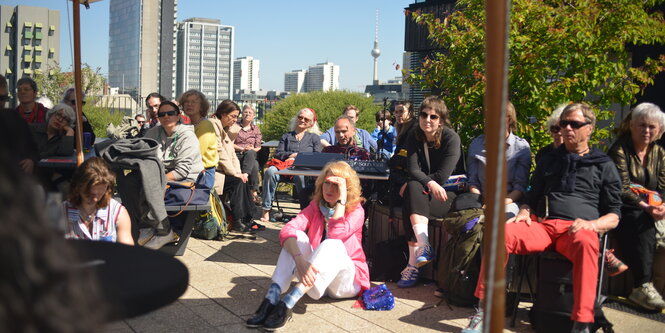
[298,115,312,123]
[157,110,179,117]
[54,113,71,123]
[68,99,86,106]
[559,120,590,129]
[137,120,146,124]
[419,112,440,120]
[549,125,561,133]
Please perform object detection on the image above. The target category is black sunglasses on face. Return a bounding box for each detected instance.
[419,112,440,120]
[157,110,179,117]
[559,119,590,129]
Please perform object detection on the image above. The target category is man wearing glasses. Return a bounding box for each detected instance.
[14,77,47,124]
[135,115,147,137]
[464,103,622,333]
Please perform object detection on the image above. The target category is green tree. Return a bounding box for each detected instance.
[33,63,106,105]
[85,105,125,139]
[260,91,381,141]
[408,0,665,151]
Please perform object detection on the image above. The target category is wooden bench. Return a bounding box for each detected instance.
[161,203,211,256]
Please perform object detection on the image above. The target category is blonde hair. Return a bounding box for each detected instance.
[311,161,364,212]
[288,108,321,135]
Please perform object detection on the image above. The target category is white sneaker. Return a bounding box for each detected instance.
[629,282,665,310]
[144,229,178,250]
[138,228,155,246]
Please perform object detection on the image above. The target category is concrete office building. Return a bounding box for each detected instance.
[176,17,234,108]
[305,62,340,92]
[108,0,177,101]
[233,56,259,93]
[0,5,60,99]
[284,69,306,93]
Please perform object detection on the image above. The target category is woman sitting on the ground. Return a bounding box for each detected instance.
[467,101,531,218]
[246,160,369,330]
[142,101,203,249]
[180,89,218,189]
[234,104,263,203]
[397,96,461,288]
[64,157,133,245]
[210,100,258,234]
[608,102,665,311]
[260,108,322,222]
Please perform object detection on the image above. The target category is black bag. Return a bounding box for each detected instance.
[436,204,484,307]
[368,204,408,282]
[530,254,614,333]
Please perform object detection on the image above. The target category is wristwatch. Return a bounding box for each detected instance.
[336,199,346,206]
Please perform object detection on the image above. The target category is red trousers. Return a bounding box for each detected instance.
[474,218,599,323]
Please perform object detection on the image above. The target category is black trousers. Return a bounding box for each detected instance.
[401,180,455,242]
[617,206,656,287]
[237,150,260,192]
[223,175,254,222]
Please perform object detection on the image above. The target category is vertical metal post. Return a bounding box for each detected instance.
[73,0,84,166]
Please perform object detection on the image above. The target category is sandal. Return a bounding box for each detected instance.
[251,191,262,205]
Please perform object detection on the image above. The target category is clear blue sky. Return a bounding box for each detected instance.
[2,0,412,92]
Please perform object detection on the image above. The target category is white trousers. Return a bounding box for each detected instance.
[271,230,360,300]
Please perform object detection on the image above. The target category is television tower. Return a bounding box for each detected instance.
[371,9,381,85]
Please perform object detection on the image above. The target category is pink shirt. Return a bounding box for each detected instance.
[234,122,262,149]
[279,200,370,290]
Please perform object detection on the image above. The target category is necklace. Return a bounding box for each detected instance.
[79,206,97,222]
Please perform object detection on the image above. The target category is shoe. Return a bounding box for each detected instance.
[571,321,590,333]
[137,228,155,246]
[605,249,628,277]
[628,282,665,310]
[232,220,257,235]
[143,229,178,250]
[396,264,419,288]
[246,299,275,328]
[251,221,266,231]
[434,288,444,298]
[415,245,433,268]
[262,301,292,331]
[251,191,262,206]
[461,309,483,333]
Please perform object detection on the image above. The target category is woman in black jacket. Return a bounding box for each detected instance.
[396,96,461,288]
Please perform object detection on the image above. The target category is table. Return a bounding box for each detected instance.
[276,167,389,180]
[162,203,211,256]
[38,149,97,169]
[67,239,189,321]
[261,140,280,149]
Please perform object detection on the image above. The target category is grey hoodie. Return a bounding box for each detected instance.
[145,123,204,182]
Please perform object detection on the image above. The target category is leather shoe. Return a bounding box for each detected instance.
[262,301,292,331]
[245,299,274,328]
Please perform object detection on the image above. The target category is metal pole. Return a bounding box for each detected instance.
[482,0,511,332]
[73,0,84,166]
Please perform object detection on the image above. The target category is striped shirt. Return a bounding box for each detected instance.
[64,198,124,242]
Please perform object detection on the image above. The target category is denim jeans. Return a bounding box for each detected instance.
[261,166,305,211]
[201,167,216,189]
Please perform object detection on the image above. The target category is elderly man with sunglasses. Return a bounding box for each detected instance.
[464,103,622,333]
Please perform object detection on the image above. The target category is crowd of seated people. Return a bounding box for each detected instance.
[6,70,665,332]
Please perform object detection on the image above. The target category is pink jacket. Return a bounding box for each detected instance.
[279,200,370,291]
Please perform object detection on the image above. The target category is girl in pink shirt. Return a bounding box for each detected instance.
[246,161,369,331]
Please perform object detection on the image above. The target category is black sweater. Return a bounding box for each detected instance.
[406,127,461,187]
[525,145,622,221]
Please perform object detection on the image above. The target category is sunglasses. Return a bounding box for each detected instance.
[297,115,312,123]
[157,110,179,117]
[559,120,590,129]
[549,125,561,133]
[419,112,440,120]
[69,99,86,106]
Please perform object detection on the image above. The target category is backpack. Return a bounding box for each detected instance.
[106,116,141,139]
[192,191,228,240]
[436,207,484,306]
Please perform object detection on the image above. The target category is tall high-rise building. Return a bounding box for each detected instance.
[233,56,259,93]
[284,69,306,93]
[304,62,339,92]
[108,0,177,101]
[175,17,234,108]
[0,5,60,96]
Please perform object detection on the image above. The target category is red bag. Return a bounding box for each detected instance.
[265,158,294,170]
